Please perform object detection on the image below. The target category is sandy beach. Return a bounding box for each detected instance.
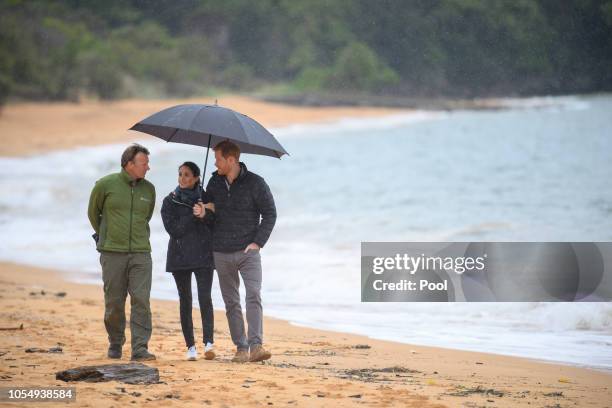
[1,96,611,407]
[1,262,611,408]
[0,95,406,157]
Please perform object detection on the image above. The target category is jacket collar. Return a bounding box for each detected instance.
[213,162,248,184]
[237,162,248,182]
[120,168,141,186]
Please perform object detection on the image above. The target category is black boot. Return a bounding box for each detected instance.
[107,344,122,359]
[131,349,156,361]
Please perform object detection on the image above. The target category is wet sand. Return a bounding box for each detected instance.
[0,262,611,407]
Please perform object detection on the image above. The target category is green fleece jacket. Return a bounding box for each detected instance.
[88,169,156,253]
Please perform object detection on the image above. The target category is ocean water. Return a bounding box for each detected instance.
[1,95,611,370]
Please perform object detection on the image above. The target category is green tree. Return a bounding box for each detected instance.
[1,0,612,103]
[328,42,400,92]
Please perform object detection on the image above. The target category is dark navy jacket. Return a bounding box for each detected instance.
[206,163,276,253]
[161,191,213,272]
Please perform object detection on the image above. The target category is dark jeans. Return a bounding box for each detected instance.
[172,267,214,347]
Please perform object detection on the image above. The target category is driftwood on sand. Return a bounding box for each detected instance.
[56,363,159,385]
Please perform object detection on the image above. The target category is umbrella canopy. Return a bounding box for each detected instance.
[129,104,288,159]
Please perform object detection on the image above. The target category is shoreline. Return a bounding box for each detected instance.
[259,92,592,110]
[5,257,611,374]
[1,261,611,407]
[0,95,409,157]
[2,95,611,406]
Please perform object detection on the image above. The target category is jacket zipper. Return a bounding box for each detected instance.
[129,186,134,252]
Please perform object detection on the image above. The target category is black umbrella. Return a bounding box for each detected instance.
[129,103,288,187]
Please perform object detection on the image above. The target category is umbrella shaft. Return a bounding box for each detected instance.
[202,135,212,196]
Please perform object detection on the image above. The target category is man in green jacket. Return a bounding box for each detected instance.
[88,143,156,361]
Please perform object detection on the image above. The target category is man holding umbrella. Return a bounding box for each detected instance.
[194,140,276,363]
[130,103,286,362]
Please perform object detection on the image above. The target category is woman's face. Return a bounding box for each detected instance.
[178,166,199,189]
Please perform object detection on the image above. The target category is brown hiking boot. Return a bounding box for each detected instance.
[249,344,271,362]
[231,349,249,363]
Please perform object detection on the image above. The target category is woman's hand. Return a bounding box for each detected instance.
[193,203,205,218]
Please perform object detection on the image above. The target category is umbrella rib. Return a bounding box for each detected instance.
[235,114,252,146]
[237,113,284,157]
[166,127,179,143]
[187,107,202,143]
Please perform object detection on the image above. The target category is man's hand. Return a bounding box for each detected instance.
[244,243,260,253]
[203,202,215,212]
[193,202,205,218]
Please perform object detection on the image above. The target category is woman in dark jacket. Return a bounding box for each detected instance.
[161,161,215,361]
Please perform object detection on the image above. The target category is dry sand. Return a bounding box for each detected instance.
[0,95,407,157]
[0,96,611,407]
[1,262,611,408]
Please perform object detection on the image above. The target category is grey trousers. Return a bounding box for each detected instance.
[214,249,263,350]
[100,251,152,354]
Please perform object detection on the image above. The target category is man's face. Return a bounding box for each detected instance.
[214,150,232,176]
[126,152,150,179]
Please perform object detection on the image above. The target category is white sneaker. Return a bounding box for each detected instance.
[186,345,197,361]
[204,342,216,360]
